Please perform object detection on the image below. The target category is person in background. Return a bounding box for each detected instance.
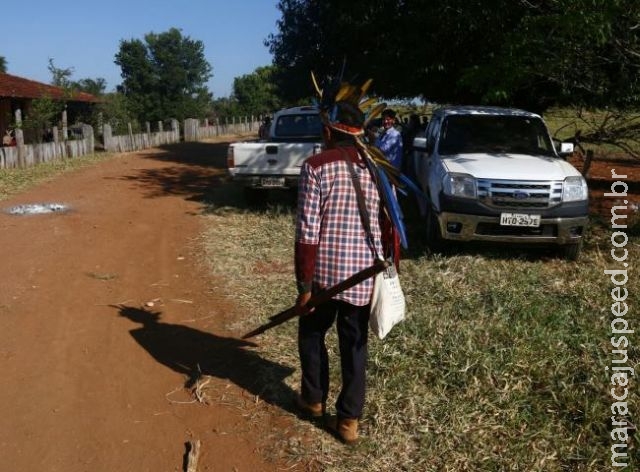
[401,113,422,177]
[259,116,272,140]
[370,108,403,169]
[294,77,395,445]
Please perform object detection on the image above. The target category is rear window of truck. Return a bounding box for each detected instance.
[274,114,322,139]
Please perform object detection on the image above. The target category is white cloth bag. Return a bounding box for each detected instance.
[369,261,405,339]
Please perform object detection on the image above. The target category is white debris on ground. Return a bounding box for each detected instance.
[6,203,69,215]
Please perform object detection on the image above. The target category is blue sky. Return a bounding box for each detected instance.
[4,0,280,98]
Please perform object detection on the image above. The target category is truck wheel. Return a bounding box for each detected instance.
[560,241,582,261]
[425,208,444,253]
[243,187,262,206]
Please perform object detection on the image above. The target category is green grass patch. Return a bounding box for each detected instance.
[201,190,638,471]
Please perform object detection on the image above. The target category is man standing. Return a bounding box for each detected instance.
[293,78,392,444]
[373,108,403,169]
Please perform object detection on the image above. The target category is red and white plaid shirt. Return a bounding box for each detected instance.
[295,146,384,306]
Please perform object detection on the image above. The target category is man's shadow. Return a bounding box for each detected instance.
[113,305,298,415]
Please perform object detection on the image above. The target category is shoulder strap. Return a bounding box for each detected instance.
[339,147,381,260]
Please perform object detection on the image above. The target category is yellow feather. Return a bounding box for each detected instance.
[363,103,387,128]
[359,79,373,99]
[359,97,377,110]
[336,83,357,102]
[310,71,322,98]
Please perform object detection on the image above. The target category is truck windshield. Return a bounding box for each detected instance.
[274,114,322,138]
[438,115,555,157]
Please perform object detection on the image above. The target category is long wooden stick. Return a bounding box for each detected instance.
[242,259,390,339]
[186,440,201,472]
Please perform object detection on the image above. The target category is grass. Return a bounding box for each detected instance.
[200,187,639,471]
[0,151,117,201]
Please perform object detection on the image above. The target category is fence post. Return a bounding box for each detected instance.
[14,109,25,167]
[103,124,112,152]
[171,119,179,143]
[62,109,68,140]
[82,124,94,153]
[128,123,133,151]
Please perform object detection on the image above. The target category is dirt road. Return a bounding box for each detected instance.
[0,140,303,471]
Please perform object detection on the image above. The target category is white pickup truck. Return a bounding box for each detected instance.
[227,106,322,201]
[412,106,589,259]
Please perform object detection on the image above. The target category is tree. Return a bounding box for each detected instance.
[0,56,7,73]
[47,59,107,97]
[74,78,107,96]
[20,96,64,143]
[231,66,282,115]
[48,58,74,89]
[266,0,640,111]
[96,92,136,135]
[115,28,213,124]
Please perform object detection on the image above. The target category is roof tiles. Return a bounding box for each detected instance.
[0,72,99,102]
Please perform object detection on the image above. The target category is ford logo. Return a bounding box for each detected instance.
[513,191,529,200]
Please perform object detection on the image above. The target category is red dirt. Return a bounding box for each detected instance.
[569,154,640,218]
[0,140,309,472]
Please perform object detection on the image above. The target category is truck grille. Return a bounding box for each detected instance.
[477,179,563,209]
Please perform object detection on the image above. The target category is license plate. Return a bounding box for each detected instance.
[260,177,285,188]
[500,213,541,227]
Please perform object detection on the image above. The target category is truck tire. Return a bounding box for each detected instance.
[243,187,263,206]
[425,208,444,253]
[560,241,583,261]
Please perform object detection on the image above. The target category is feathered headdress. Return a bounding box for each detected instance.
[310,68,427,250]
[311,70,386,136]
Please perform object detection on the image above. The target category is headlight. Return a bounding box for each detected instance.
[562,176,588,202]
[443,173,476,198]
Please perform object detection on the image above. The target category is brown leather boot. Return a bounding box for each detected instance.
[295,394,325,418]
[327,416,359,445]
[337,418,359,444]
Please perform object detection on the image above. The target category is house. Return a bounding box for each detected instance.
[0,72,100,142]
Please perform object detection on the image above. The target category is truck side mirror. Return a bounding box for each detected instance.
[413,136,427,152]
[556,141,574,158]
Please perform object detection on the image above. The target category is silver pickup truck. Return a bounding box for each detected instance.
[411,106,589,260]
[227,106,322,201]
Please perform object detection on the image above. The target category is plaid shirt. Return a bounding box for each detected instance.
[295,146,383,306]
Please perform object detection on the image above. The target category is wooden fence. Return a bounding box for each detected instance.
[0,124,94,169]
[102,119,180,153]
[0,116,260,169]
[183,116,260,141]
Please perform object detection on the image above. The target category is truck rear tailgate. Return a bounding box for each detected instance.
[230,142,320,175]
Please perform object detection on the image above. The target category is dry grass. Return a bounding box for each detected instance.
[200,186,639,472]
[0,151,119,201]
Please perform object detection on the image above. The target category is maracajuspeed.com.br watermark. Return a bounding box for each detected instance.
[604,169,635,468]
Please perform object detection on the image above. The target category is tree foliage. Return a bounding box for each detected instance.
[74,78,107,96]
[20,96,64,143]
[48,59,107,96]
[114,28,213,123]
[0,56,7,73]
[231,65,282,115]
[266,0,640,112]
[48,58,75,89]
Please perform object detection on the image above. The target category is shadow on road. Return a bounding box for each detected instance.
[113,139,299,213]
[113,304,298,415]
